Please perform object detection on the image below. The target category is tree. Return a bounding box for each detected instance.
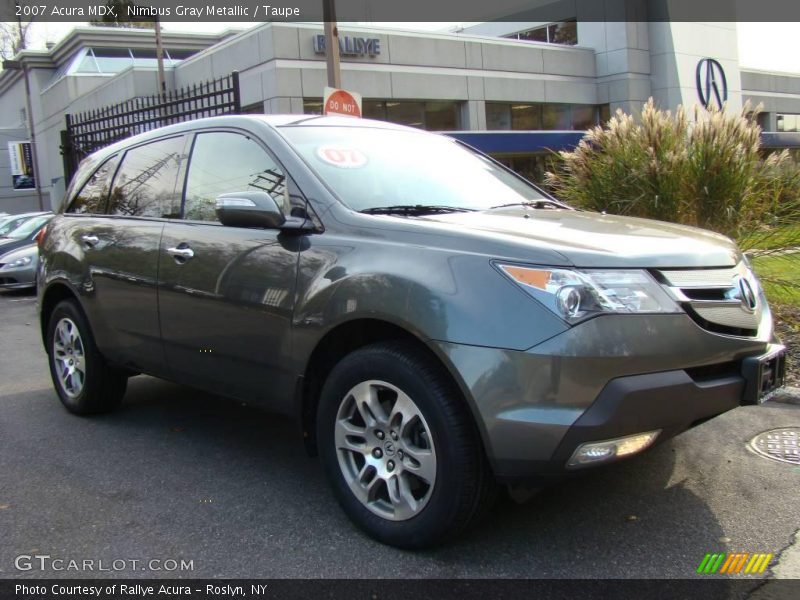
[0,19,33,60]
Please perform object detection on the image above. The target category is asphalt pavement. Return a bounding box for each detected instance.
[1,289,799,581]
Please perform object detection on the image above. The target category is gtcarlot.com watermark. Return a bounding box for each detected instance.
[14,554,194,573]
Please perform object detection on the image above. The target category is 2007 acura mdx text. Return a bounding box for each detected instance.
[38,115,786,548]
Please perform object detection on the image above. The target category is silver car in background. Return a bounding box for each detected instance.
[0,243,39,290]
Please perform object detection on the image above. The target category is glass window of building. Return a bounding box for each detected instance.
[487,102,600,131]
[73,47,197,75]
[486,103,511,129]
[542,103,571,129]
[303,99,460,131]
[511,104,543,130]
[386,101,425,128]
[505,20,578,46]
[424,102,459,130]
[599,104,611,124]
[776,114,799,132]
[571,105,597,130]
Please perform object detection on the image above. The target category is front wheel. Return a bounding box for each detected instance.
[317,341,494,549]
[46,299,127,415]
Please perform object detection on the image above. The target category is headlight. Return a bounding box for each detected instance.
[1,248,36,270]
[7,255,33,268]
[497,264,681,324]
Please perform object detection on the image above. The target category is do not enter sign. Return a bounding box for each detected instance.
[323,86,362,118]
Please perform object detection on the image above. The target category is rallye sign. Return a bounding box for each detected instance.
[314,35,381,57]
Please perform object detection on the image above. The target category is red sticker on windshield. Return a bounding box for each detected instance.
[316,146,367,168]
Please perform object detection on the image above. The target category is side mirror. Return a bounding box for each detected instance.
[215,191,286,229]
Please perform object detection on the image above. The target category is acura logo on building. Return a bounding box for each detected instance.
[696,58,728,110]
[734,275,757,312]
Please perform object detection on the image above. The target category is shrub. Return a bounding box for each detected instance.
[545,99,800,309]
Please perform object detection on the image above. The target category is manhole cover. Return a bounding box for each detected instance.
[749,428,800,464]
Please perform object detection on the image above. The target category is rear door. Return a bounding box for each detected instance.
[68,135,187,375]
[158,129,302,407]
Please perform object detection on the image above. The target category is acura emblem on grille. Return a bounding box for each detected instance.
[734,275,757,312]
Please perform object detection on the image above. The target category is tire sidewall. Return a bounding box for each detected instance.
[318,345,474,548]
[46,300,99,413]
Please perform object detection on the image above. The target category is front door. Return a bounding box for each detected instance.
[158,130,301,407]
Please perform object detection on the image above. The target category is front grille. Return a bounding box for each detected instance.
[654,263,761,337]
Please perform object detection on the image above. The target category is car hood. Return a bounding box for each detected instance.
[0,237,35,255]
[416,208,741,268]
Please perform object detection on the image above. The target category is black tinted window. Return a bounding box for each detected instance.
[68,155,118,214]
[183,132,287,222]
[107,136,185,218]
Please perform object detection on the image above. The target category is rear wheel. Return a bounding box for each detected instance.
[46,299,127,415]
[317,341,494,548]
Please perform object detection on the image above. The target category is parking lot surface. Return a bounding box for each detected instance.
[1,290,799,581]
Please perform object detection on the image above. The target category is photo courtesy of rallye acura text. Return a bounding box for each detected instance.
[37,115,786,549]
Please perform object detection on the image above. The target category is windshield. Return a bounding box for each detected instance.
[279,126,547,212]
[0,216,33,237]
[7,215,50,239]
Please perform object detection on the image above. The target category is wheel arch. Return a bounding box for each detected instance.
[298,317,491,466]
[39,281,84,347]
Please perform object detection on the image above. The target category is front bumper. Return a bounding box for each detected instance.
[0,263,36,288]
[435,312,778,483]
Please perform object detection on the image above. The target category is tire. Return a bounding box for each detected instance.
[46,299,127,415]
[317,341,494,549]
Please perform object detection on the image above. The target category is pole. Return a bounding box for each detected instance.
[21,63,44,211]
[154,16,166,97]
[323,0,341,89]
[13,2,42,209]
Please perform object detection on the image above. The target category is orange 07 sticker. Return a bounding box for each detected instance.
[316,147,368,168]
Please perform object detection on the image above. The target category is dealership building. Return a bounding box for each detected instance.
[1,18,800,213]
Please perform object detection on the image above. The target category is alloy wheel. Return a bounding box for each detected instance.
[334,380,437,521]
[52,317,86,399]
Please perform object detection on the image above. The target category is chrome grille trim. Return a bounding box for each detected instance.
[660,266,740,287]
[656,262,761,335]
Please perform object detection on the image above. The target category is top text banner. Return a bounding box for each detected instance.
[4,0,800,23]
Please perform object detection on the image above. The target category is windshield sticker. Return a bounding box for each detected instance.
[316,147,368,168]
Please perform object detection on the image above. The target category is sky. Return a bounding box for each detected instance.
[20,21,800,75]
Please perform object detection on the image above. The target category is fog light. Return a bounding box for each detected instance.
[567,430,661,468]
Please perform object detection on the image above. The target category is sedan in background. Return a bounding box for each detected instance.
[0,212,51,238]
[0,243,38,290]
[0,213,53,255]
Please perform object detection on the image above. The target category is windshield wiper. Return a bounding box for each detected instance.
[360,205,476,216]
[488,199,570,210]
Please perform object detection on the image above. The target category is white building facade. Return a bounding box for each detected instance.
[1,19,799,213]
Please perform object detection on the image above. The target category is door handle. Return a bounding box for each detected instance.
[166,246,195,261]
[80,234,100,248]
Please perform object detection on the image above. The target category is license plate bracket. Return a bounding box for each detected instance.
[742,345,787,405]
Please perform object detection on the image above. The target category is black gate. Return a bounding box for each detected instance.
[61,71,241,183]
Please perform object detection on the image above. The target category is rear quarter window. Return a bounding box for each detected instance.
[66,155,119,214]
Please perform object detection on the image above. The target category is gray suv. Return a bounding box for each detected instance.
[38,115,785,548]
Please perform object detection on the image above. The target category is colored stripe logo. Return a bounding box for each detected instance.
[697,553,773,574]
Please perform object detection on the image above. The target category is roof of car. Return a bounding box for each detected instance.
[76,114,422,177]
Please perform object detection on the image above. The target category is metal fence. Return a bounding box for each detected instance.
[60,71,241,183]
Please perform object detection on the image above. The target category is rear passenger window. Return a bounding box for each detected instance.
[183,132,287,222]
[107,136,185,218]
[67,155,118,214]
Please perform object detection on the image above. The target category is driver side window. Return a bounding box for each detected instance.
[183,131,287,222]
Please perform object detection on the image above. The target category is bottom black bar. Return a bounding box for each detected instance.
[1,579,798,600]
